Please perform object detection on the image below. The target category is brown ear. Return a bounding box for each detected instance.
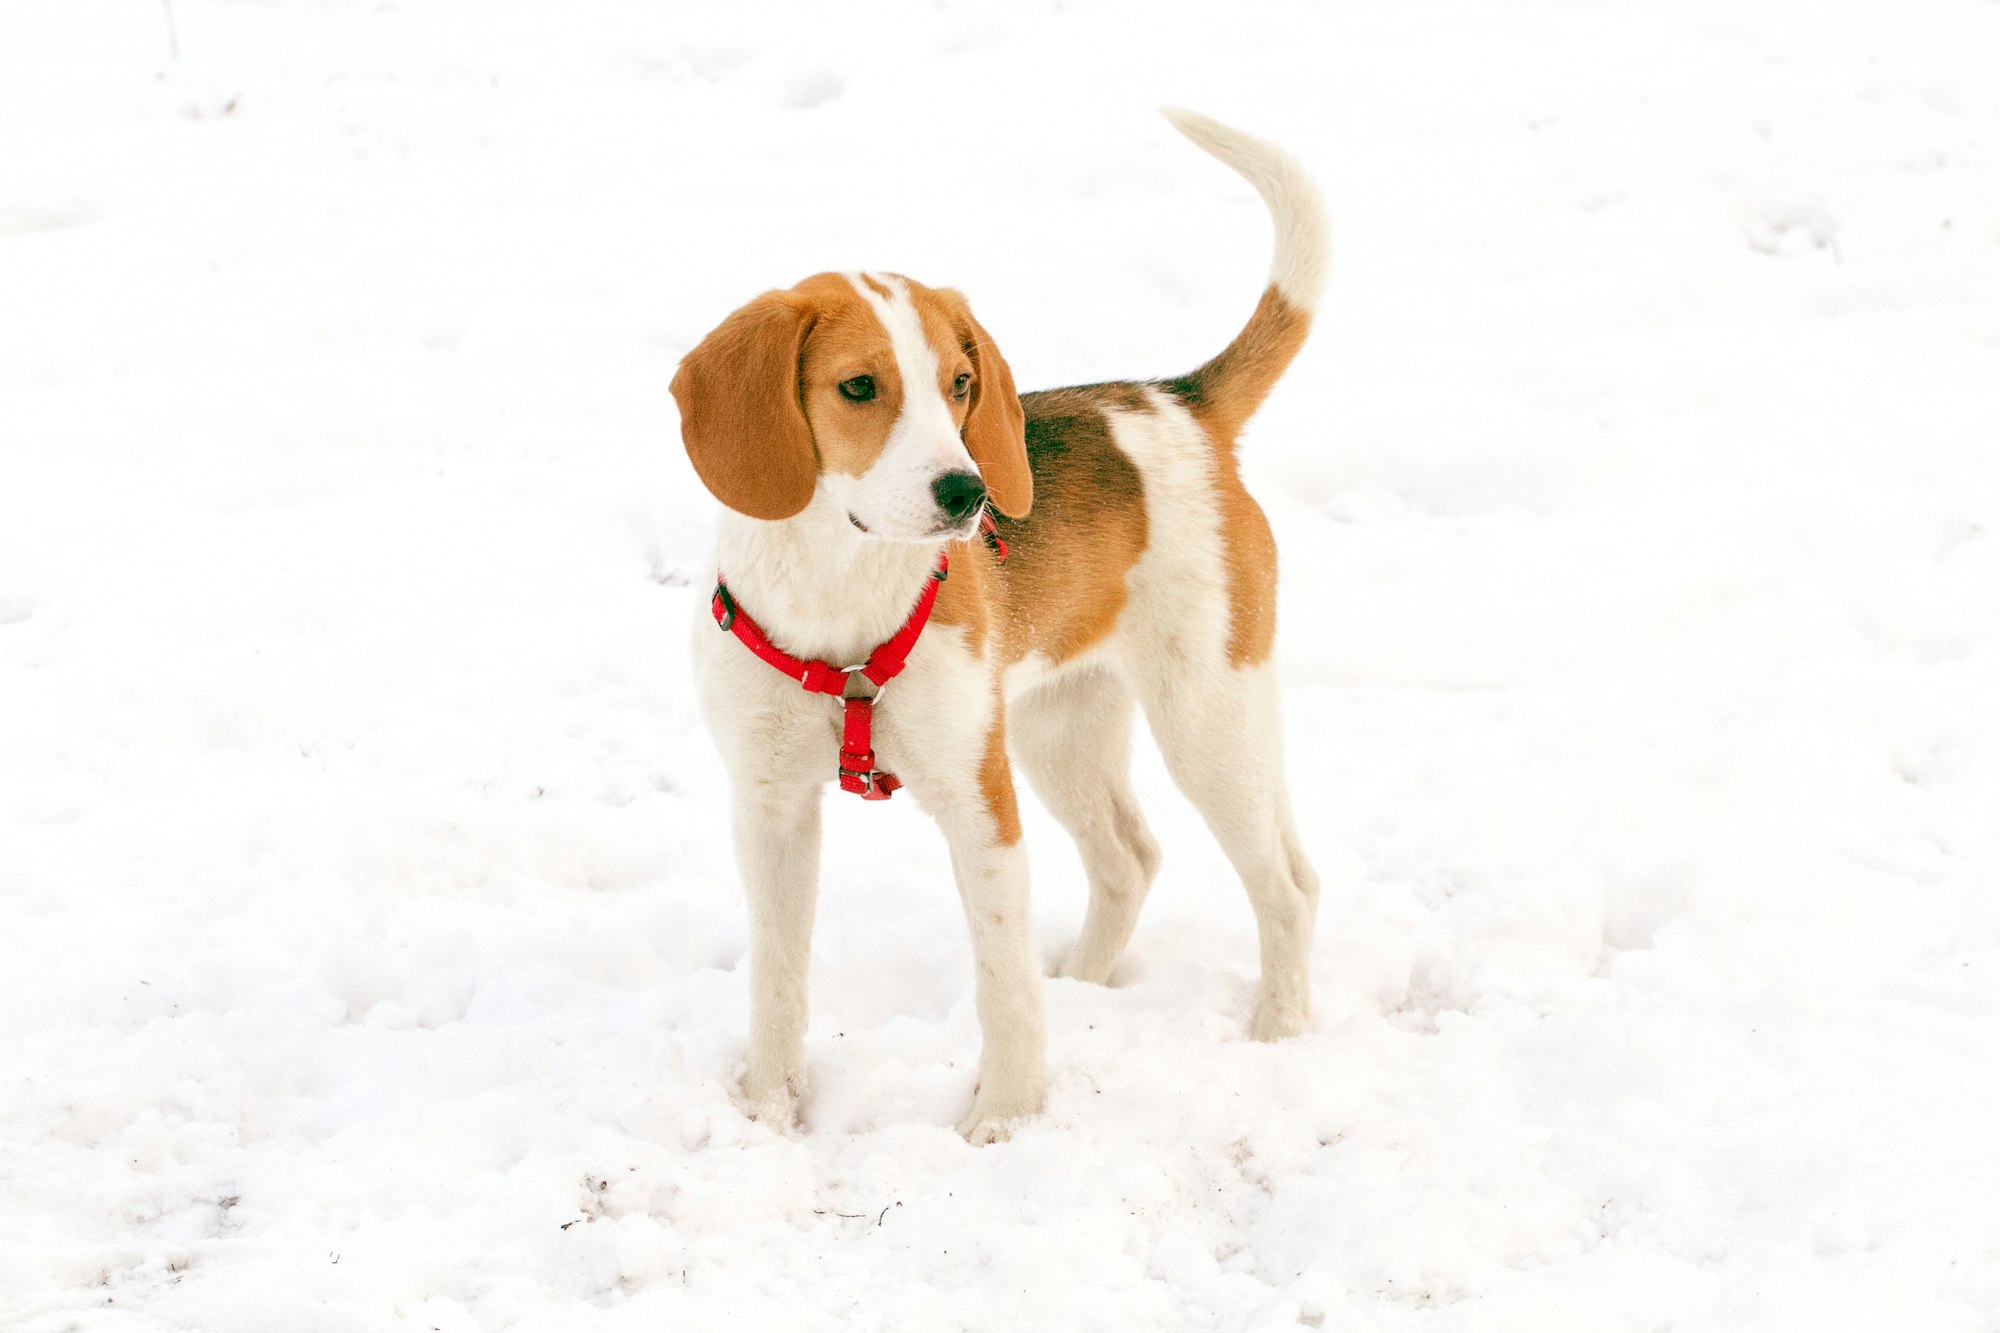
[670,291,819,521]
[939,291,1031,518]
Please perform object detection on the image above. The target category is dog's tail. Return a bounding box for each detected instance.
[1158,108,1329,447]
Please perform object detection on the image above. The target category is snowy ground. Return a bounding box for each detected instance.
[5,0,2000,1328]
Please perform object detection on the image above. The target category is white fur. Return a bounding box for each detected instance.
[690,115,1321,1143]
[1068,393,1318,1034]
[692,529,1046,1141]
[1162,107,1330,313]
[696,389,1320,1141]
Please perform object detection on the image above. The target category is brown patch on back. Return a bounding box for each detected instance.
[1158,282,1310,667]
[932,382,1150,667]
[928,281,1304,672]
[979,694,1022,846]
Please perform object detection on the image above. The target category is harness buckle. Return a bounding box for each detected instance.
[839,767,901,800]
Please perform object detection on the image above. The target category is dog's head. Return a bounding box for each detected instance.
[670,272,1029,540]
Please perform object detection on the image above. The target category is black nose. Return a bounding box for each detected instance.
[931,470,988,522]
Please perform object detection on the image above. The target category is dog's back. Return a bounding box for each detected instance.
[917,113,1326,1040]
[942,110,1330,685]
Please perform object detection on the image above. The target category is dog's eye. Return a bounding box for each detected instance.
[838,375,876,403]
[953,373,972,399]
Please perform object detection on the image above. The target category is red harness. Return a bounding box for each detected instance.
[710,514,1006,801]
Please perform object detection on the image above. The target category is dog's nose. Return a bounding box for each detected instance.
[931,470,988,523]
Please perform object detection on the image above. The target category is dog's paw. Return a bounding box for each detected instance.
[734,1068,803,1130]
[956,1106,1026,1146]
[1051,945,1114,986]
[955,1078,1045,1145]
[1247,995,1309,1042]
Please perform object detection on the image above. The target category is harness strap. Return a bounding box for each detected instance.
[839,696,898,800]
[709,519,1008,801]
[710,553,948,799]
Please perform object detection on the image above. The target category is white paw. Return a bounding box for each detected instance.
[734,1067,803,1130]
[1052,947,1112,986]
[1248,994,1308,1042]
[955,1078,1045,1145]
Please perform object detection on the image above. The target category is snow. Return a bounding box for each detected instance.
[4,0,1999,1327]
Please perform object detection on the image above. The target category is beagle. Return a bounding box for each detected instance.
[671,109,1328,1143]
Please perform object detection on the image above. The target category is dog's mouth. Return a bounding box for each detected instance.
[847,512,979,543]
[945,512,982,542]
[923,516,982,542]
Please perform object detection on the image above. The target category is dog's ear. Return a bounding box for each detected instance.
[936,289,1031,518]
[671,291,819,521]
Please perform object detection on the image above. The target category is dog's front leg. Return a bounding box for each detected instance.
[936,802,1047,1145]
[732,778,822,1127]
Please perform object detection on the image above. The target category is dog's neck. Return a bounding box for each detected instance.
[714,491,949,666]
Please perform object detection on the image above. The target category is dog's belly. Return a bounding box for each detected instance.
[999,638,1121,704]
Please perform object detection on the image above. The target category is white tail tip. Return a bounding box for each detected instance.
[1161,106,1330,312]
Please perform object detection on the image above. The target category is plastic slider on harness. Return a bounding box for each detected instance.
[711,552,951,801]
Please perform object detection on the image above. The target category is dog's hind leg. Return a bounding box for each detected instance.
[1134,657,1319,1040]
[1009,668,1162,984]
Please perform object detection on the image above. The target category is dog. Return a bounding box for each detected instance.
[671,109,1327,1143]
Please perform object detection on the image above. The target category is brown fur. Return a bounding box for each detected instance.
[1159,283,1310,666]
[669,290,821,521]
[934,533,994,658]
[673,273,1026,518]
[789,274,937,480]
[908,285,1031,517]
[1160,284,1310,445]
[979,695,1022,846]
[1212,463,1279,664]
[934,383,1151,667]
